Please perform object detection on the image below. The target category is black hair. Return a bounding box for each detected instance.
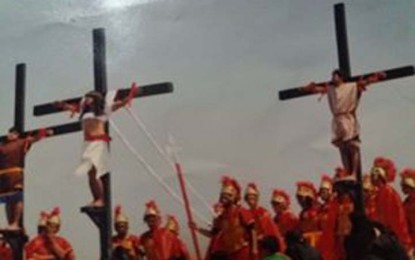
[332,69,347,81]
[260,235,281,254]
[8,126,20,135]
[111,246,130,260]
[80,91,105,118]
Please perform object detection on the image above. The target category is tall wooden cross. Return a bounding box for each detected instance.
[0,64,56,259]
[33,28,173,259]
[278,3,414,214]
[0,63,28,260]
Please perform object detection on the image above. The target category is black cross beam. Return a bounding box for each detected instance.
[277,3,414,215]
[33,28,173,259]
[0,64,29,260]
[278,4,414,101]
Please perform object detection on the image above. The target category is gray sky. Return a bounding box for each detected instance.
[0,0,414,258]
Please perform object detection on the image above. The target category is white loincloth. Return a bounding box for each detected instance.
[327,82,360,146]
[75,140,110,178]
[75,90,117,178]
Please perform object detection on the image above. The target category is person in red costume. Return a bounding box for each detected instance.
[370,157,413,253]
[295,181,322,248]
[243,182,285,259]
[0,236,12,260]
[111,205,140,259]
[318,174,334,229]
[25,207,75,260]
[362,173,377,220]
[192,176,255,260]
[190,202,223,259]
[400,168,415,253]
[165,215,191,260]
[270,189,298,237]
[138,200,177,260]
[318,168,355,260]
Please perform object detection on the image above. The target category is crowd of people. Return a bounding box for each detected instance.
[0,155,412,259]
[107,155,414,260]
[0,135,414,260]
[189,157,414,260]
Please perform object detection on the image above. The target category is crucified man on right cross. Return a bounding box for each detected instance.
[303,69,386,178]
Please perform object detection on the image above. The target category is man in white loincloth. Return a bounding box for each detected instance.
[56,84,138,207]
[303,69,385,177]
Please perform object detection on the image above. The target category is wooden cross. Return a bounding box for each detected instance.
[32,28,173,259]
[0,64,30,260]
[278,3,414,214]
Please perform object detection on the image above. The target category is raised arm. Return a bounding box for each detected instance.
[112,82,139,112]
[357,71,387,91]
[302,81,329,94]
[45,234,75,260]
[54,100,80,117]
[26,128,53,145]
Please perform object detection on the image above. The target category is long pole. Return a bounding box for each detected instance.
[169,145,202,260]
[93,28,112,259]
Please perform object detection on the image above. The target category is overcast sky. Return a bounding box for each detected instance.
[0,0,414,258]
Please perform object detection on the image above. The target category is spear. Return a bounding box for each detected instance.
[166,136,202,260]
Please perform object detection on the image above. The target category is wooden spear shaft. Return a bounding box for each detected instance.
[172,156,202,260]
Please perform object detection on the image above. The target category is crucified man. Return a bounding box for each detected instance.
[0,127,52,229]
[55,83,138,207]
[303,69,386,178]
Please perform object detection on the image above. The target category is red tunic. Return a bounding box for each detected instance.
[0,139,29,194]
[374,184,412,251]
[364,192,377,221]
[112,234,140,258]
[299,205,322,247]
[171,236,190,260]
[0,139,29,169]
[248,206,285,259]
[273,210,299,236]
[318,195,354,260]
[207,204,254,260]
[24,234,74,260]
[318,200,332,230]
[139,227,178,260]
[403,193,415,248]
[0,241,12,260]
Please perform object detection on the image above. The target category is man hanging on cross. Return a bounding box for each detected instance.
[0,127,52,230]
[302,69,386,177]
[55,83,138,207]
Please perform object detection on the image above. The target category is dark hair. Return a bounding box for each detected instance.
[285,229,305,245]
[111,246,130,260]
[332,69,347,80]
[8,127,21,136]
[260,236,281,254]
[81,91,105,118]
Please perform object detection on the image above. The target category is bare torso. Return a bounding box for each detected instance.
[82,118,107,139]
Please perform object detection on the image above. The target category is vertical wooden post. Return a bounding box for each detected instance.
[334,3,364,215]
[334,3,351,79]
[0,63,28,260]
[80,28,112,260]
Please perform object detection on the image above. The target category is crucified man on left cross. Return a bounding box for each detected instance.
[0,127,53,230]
